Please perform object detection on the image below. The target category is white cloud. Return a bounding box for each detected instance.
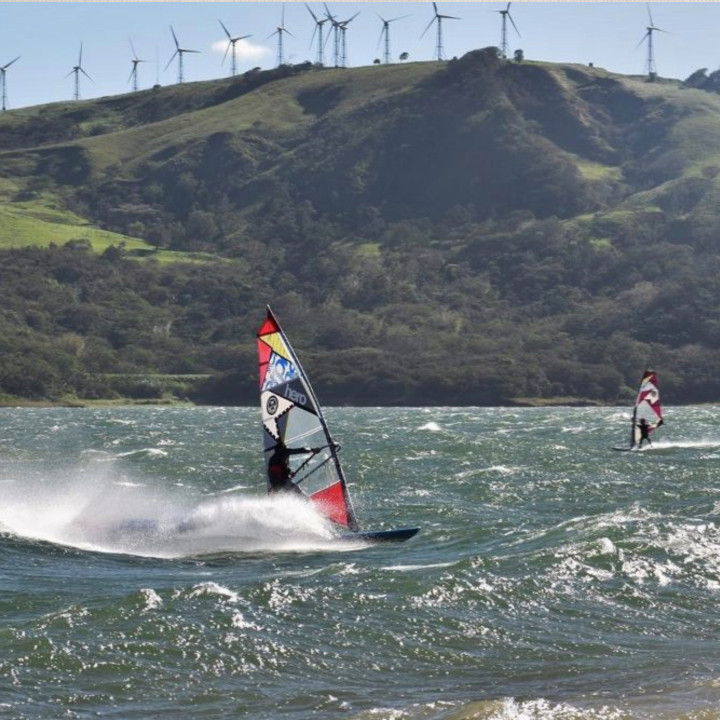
[211,38,271,63]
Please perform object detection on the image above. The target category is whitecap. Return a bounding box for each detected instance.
[139,588,163,611]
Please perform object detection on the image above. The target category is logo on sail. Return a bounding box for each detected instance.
[284,384,307,407]
[264,353,298,390]
[266,395,279,415]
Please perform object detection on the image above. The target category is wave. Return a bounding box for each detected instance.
[642,439,720,451]
[114,448,169,460]
[418,422,443,432]
[0,472,346,558]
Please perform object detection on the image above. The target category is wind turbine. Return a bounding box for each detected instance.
[0,56,20,112]
[306,4,330,66]
[165,26,200,84]
[337,12,359,68]
[420,2,460,62]
[66,43,92,101]
[495,3,520,60]
[128,39,147,93]
[637,3,666,79]
[219,19,251,77]
[266,4,293,67]
[323,4,341,67]
[377,14,408,65]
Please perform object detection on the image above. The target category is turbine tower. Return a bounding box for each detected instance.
[128,39,147,93]
[496,3,520,60]
[306,4,329,66]
[637,3,666,79]
[377,14,408,65]
[219,19,251,77]
[165,26,200,84]
[0,56,20,112]
[420,2,460,62]
[66,43,92,101]
[267,4,293,67]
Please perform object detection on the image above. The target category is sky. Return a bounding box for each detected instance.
[1,2,720,111]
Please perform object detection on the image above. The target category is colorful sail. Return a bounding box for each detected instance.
[257,307,359,531]
[630,369,663,447]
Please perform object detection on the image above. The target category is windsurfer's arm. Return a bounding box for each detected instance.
[286,446,314,455]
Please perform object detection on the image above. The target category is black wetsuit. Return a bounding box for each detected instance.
[267,444,312,494]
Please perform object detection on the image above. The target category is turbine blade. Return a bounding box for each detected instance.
[221,19,233,40]
[164,49,178,70]
[129,38,138,59]
[222,41,231,64]
[420,16,436,39]
[646,2,654,27]
[635,30,650,49]
[78,42,83,66]
[128,66,136,83]
[3,56,20,70]
[508,13,521,37]
[170,26,180,49]
[305,3,318,22]
[81,68,93,81]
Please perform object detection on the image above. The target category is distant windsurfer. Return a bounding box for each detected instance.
[267,438,318,494]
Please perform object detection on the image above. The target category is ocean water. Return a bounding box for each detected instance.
[2,405,720,719]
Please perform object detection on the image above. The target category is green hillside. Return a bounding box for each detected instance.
[3,51,720,406]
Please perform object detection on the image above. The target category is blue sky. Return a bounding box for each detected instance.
[1,2,719,111]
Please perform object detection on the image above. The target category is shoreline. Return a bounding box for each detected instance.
[0,396,642,409]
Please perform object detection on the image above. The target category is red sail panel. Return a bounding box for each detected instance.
[310,482,350,528]
[258,314,279,337]
[257,340,272,387]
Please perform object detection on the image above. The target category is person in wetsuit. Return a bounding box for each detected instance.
[636,417,651,448]
[267,438,318,494]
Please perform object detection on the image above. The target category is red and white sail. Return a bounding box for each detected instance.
[257,307,358,531]
[631,369,663,447]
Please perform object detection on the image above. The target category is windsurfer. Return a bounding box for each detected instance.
[267,439,318,494]
[636,418,651,448]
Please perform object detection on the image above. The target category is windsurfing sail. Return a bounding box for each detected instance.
[630,369,663,448]
[257,307,359,532]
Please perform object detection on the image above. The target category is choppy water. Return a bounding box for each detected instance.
[2,405,720,719]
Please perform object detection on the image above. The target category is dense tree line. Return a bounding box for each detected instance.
[3,212,720,406]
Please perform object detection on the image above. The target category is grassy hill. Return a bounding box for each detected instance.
[3,50,720,405]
